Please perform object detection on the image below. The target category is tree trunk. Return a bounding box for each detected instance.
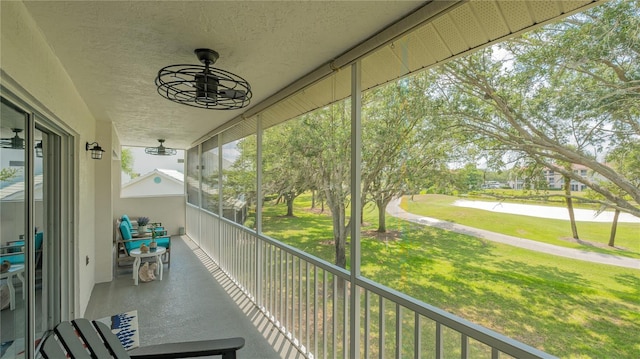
[376,197,392,233]
[332,208,347,269]
[564,175,579,239]
[311,190,316,209]
[608,209,620,247]
[286,197,294,217]
[324,187,348,269]
[377,204,386,233]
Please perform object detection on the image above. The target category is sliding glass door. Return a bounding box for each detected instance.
[0,96,67,358]
[0,99,28,357]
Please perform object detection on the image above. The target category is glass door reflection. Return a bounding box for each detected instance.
[0,99,27,357]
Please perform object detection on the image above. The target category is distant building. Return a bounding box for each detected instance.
[542,164,591,191]
[121,169,184,197]
[508,163,601,191]
[481,181,506,189]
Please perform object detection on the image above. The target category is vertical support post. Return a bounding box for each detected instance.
[461,333,469,359]
[323,271,328,359]
[436,323,443,359]
[396,304,401,359]
[285,252,290,332]
[273,247,276,312]
[26,113,35,358]
[306,262,310,353]
[349,59,362,359]
[278,249,281,326]
[333,278,337,359]
[379,297,385,359]
[198,144,203,242]
[256,115,263,233]
[415,313,421,359]
[269,245,274,315]
[197,143,203,244]
[344,280,348,358]
[364,290,370,358]
[217,137,223,262]
[315,266,319,357]
[299,258,303,345]
[256,116,263,303]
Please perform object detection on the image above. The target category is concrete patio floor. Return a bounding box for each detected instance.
[84,235,303,358]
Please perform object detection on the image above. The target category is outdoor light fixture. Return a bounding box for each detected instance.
[35,141,43,158]
[145,139,177,156]
[85,141,105,160]
[155,48,252,110]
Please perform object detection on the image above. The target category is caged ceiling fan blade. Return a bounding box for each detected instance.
[219,89,247,100]
[0,129,25,149]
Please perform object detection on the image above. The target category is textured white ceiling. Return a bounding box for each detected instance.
[21,1,425,149]
[20,0,601,150]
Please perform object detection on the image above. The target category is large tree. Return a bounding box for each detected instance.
[433,0,639,217]
[223,136,257,219]
[361,75,451,232]
[601,142,640,246]
[262,123,311,217]
[289,103,352,268]
[120,148,135,178]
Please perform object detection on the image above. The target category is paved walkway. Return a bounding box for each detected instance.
[387,198,640,270]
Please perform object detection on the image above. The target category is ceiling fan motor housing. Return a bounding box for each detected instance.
[195,73,218,103]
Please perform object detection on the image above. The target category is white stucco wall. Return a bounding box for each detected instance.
[94,121,115,283]
[113,162,186,255]
[113,197,186,237]
[1,1,101,316]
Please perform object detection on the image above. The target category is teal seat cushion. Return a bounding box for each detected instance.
[6,234,42,254]
[155,237,170,248]
[120,222,132,240]
[35,232,44,249]
[122,237,171,253]
[8,241,24,253]
[121,215,134,231]
[2,254,25,265]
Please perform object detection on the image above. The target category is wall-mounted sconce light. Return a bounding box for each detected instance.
[85,142,105,160]
[35,141,43,158]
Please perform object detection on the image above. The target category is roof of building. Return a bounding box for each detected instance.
[122,168,184,189]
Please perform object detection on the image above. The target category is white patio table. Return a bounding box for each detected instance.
[129,247,165,286]
[1,264,25,310]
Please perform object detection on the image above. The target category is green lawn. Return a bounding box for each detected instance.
[261,193,640,359]
[403,194,640,259]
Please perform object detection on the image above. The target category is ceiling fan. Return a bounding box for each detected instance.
[145,139,177,156]
[0,128,25,149]
[155,48,252,110]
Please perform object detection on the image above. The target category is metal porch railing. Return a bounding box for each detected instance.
[187,204,556,359]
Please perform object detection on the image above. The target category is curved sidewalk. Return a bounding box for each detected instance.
[387,198,640,270]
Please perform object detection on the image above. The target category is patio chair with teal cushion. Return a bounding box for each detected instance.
[122,215,167,237]
[116,220,171,269]
[0,232,44,266]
